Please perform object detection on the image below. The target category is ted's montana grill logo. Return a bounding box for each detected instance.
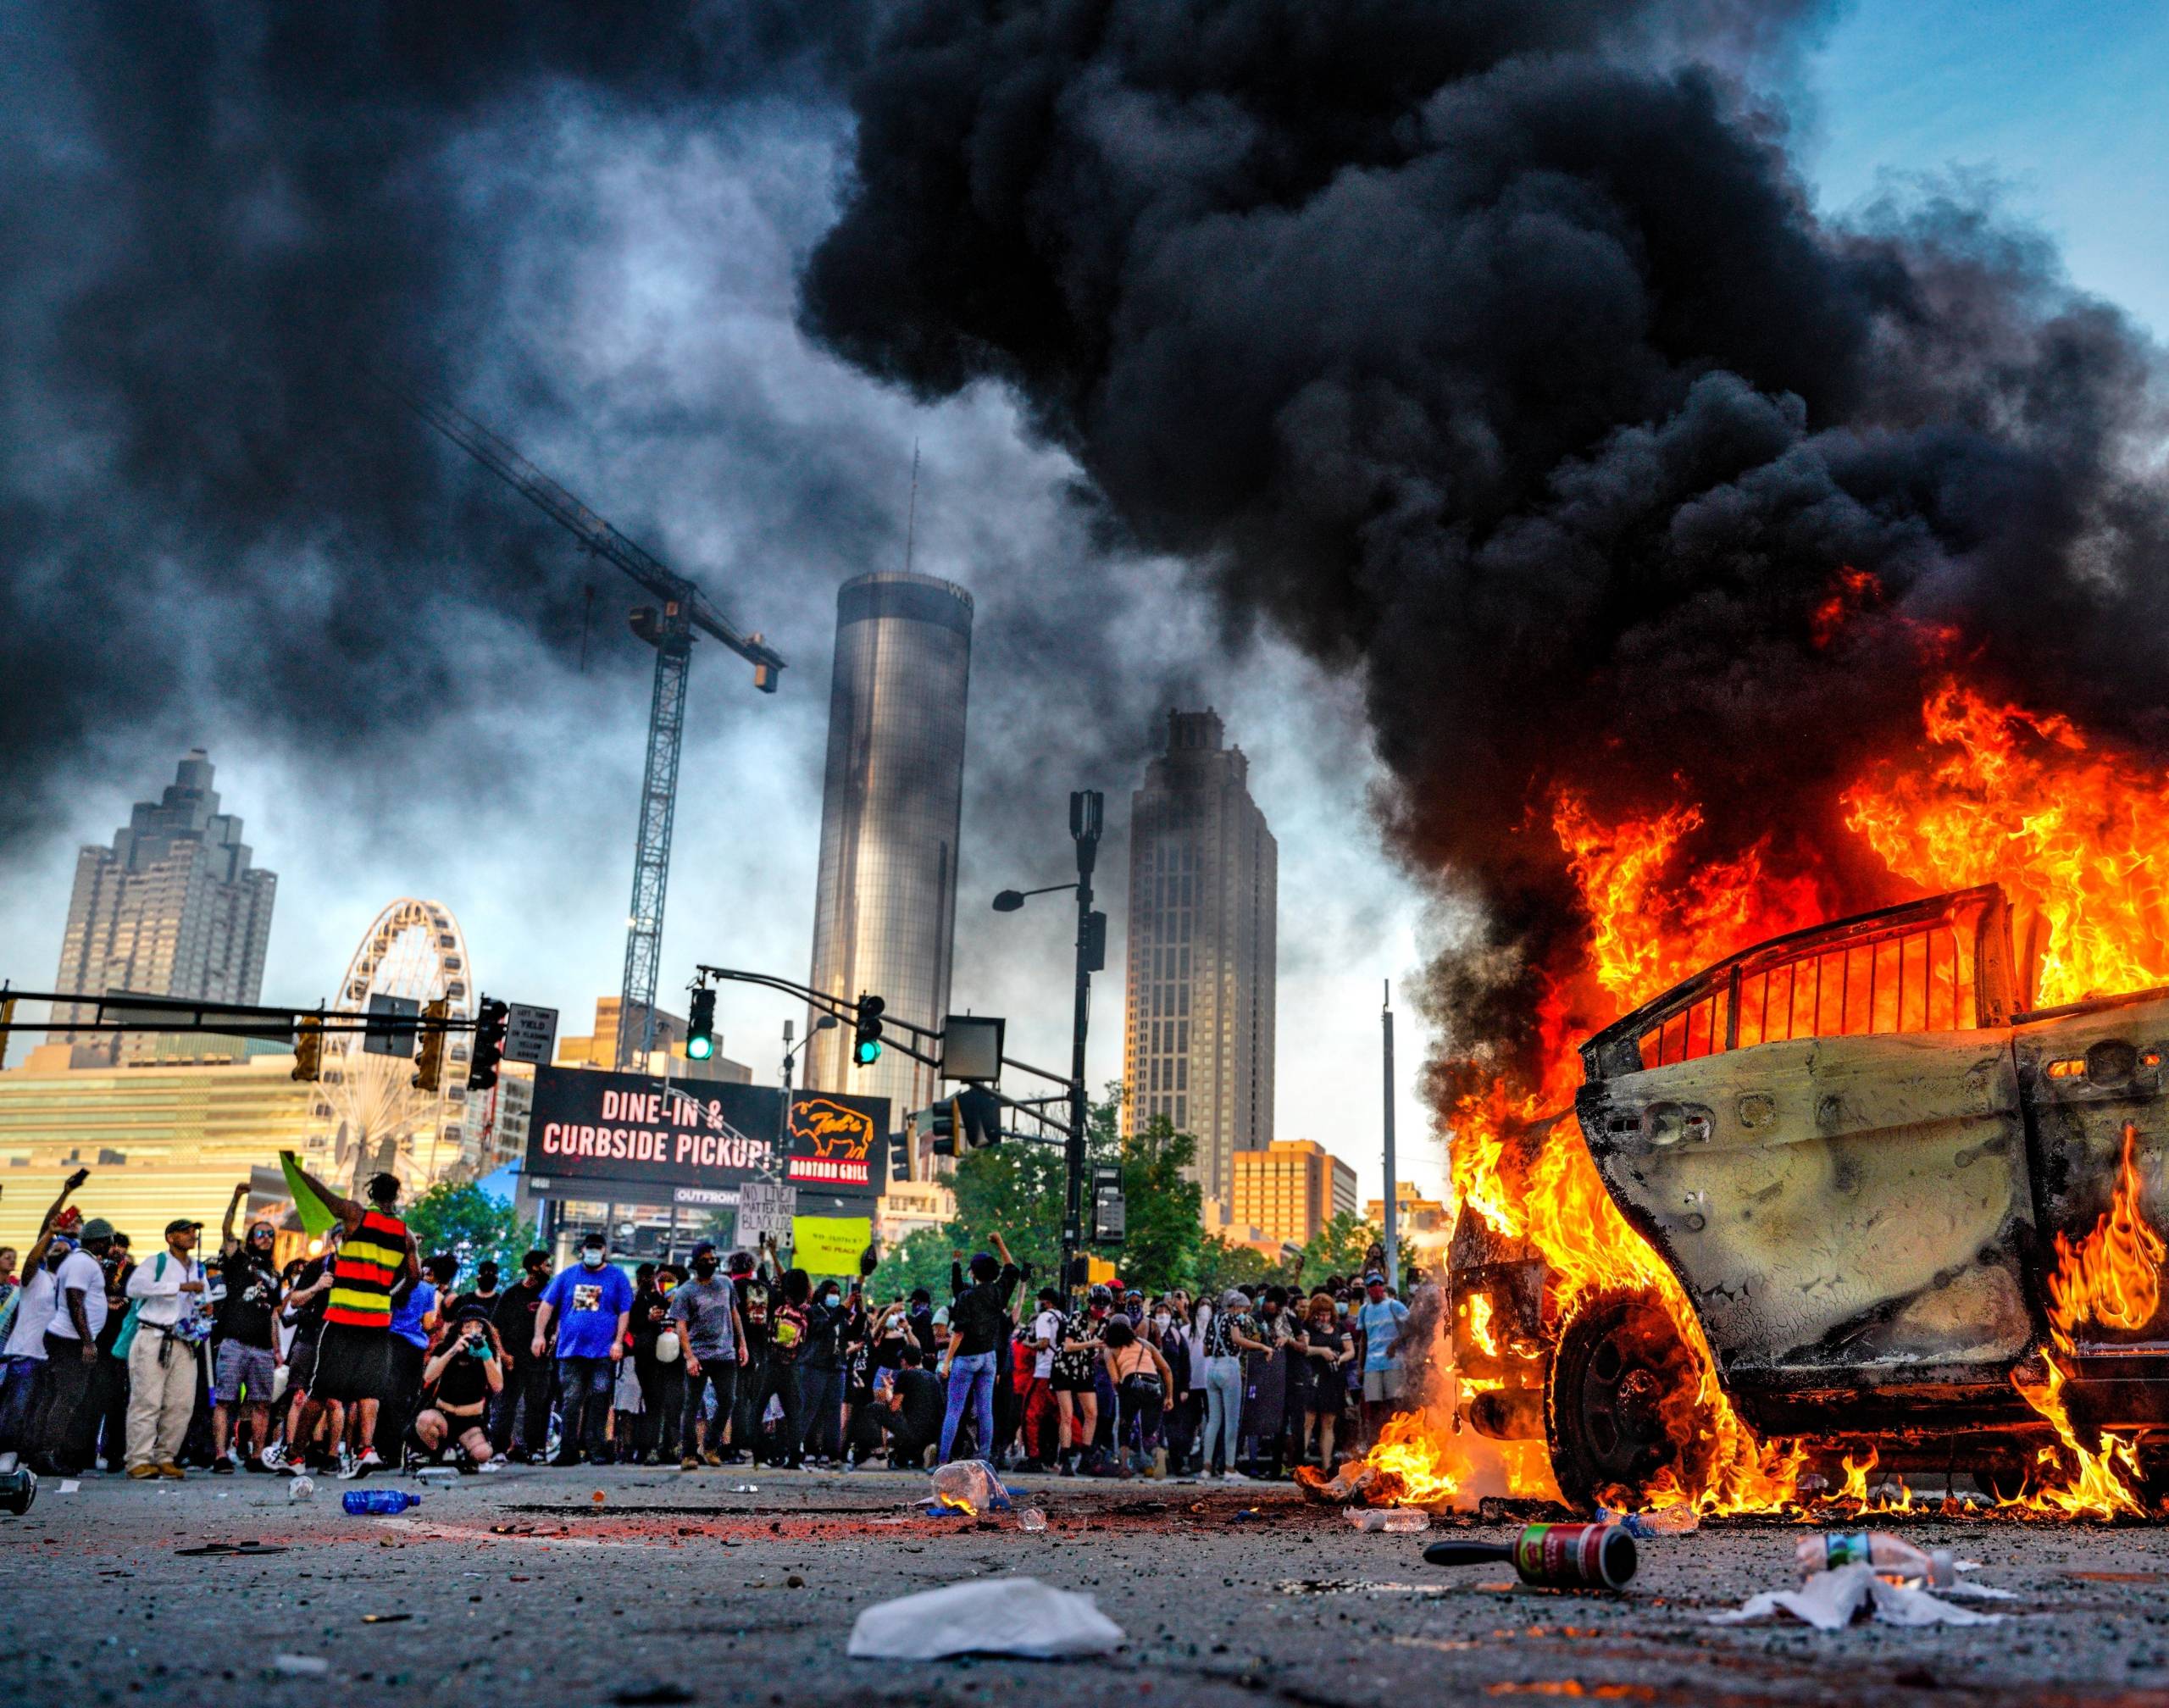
[786,1097,875,1186]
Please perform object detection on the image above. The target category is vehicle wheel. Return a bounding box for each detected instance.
[1545,1289,1715,1513]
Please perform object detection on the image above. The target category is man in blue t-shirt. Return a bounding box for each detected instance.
[1355,1271,1412,1447]
[533,1234,633,1466]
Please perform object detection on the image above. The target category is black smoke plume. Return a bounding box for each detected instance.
[0,3,872,841]
[800,0,2169,1088]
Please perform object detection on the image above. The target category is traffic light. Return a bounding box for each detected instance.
[919,1100,959,1156]
[291,1015,323,1083]
[887,1128,913,1184]
[852,994,885,1067]
[955,1084,1003,1153]
[469,997,509,1090]
[686,984,717,1061]
[412,998,451,1092]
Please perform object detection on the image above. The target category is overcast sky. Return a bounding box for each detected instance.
[2,3,2160,1212]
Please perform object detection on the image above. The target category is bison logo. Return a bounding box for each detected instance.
[788,1097,874,1161]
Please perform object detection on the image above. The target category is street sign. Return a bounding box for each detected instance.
[735,1180,796,1245]
[503,1002,558,1066]
[671,1185,739,1208]
[1091,1163,1125,1245]
[363,993,420,1057]
[940,1013,1005,1081]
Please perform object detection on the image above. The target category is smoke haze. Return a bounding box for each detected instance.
[797,0,2169,1086]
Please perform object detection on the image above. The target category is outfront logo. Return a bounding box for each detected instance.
[786,1096,875,1186]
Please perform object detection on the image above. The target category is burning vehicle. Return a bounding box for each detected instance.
[1452,880,2169,1513]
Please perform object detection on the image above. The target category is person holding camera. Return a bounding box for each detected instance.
[408,1303,504,1468]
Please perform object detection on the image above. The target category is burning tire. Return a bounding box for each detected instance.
[1545,1289,1716,1512]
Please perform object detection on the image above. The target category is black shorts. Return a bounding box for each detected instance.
[1051,1367,1095,1395]
[286,1335,319,1398]
[312,1323,391,1405]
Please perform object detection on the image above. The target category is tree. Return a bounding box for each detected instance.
[866,1225,955,1303]
[1112,1110,1204,1292]
[403,1180,535,1284]
[1297,1212,1385,1291]
[1193,1235,1286,1298]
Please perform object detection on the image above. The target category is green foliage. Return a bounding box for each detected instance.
[1114,1112,1204,1292]
[862,1084,1214,1298]
[1192,1234,1289,1297]
[403,1180,535,1285]
[865,1225,957,1303]
[1297,1212,1385,1291]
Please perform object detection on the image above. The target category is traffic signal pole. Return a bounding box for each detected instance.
[1062,791,1104,1295]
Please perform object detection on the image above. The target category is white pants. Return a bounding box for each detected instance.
[126,1330,199,1469]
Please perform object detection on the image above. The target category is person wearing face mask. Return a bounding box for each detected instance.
[534,1234,633,1467]
[1151,1296,1195,1475]
[491,1250,555,1462]
[1301,1289,1352,1470]
[797,1278,850,1468]
[209,1183,284,1472]
[668,1243,745,1469]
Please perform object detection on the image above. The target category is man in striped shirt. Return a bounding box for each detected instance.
[280,1158,419,1478]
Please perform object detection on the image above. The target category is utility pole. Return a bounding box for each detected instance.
[1062,790,1106,1295]
[1382,979,1399,1291]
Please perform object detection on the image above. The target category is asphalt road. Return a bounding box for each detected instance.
[5,1465,2169,1707]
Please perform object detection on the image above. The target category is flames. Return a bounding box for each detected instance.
[1844,681,2169,1006]
[1365,673,2169,1522]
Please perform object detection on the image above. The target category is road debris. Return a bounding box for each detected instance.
[1711,1562,2005,1630]
[848,1577,1125,1660]
[1423,1523,1638,1590]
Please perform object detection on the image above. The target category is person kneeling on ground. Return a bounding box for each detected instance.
[408,1305,504,1470]
[868,1343,945,1469]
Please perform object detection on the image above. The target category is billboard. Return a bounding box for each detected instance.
[523,1067,887,1207]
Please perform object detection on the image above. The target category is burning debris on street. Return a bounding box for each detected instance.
[1327,674,2169,1525]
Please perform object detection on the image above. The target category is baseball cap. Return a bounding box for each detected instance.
[691,1240,718,1262]
[81,1217,116,1240]
[166,1217,204,1235]
[1363,1271,1386,1286]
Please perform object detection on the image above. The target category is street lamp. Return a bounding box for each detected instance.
[991,790,1105,1295]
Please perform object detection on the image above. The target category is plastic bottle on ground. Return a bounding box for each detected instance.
[1796,1531,1954,1588]
[928,1460,1013,1515]
[286,1474,315,1503]
[341,1489,423,1516]
[1346,1508,1431,1533]
[1017,1507,1048,1533]
[1598,1505,1700,1538]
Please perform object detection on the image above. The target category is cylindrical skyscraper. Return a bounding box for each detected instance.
[805,570,973,1138]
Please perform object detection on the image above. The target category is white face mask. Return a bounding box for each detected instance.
[1153,1313,1170,1330]
[581,1250,606,1269]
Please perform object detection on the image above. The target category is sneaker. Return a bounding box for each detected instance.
[337,1445,358,1479]
[680,1455,701,1471]
[158,1461,186,1480]
[211,1455,236,1475]
[260,1442,287,1472]
[702,1450,725,1467]
[356,1449,386,1475]
[478,1456,507,1473]
[1223,1469,1251,1483]
[126,1463,161,1480]
[716,1450,745,1465]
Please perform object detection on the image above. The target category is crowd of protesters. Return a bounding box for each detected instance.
[0,1163,1423,1485]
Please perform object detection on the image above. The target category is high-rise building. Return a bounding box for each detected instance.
[804,571,973,1140]
[53,750,277,1061]
[1232,1139,1359,1249]
[1122,708,1278,1217]
[554,995,752,1084]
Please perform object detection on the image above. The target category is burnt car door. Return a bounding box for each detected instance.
[1576,887,2042,1396]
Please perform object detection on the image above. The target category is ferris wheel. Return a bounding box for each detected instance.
[313,897,478,1195]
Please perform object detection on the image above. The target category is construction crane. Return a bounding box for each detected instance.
[394,385,786,1069]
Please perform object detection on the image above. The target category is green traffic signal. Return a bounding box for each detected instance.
[852,993,885,1068]
[687,1033,714,1061]
[855,1037,883,1066]
[686,984,717,1062]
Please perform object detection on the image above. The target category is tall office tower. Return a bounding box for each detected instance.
[1122,708,1278,1218]
[53,750,278,1060]
[1232,1139,1360,1249]
[805,571,974,1138]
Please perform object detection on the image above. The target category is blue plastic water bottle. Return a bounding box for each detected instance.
[341,1489,422,1516]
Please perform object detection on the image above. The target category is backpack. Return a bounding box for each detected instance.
[111,1252,169,1361]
